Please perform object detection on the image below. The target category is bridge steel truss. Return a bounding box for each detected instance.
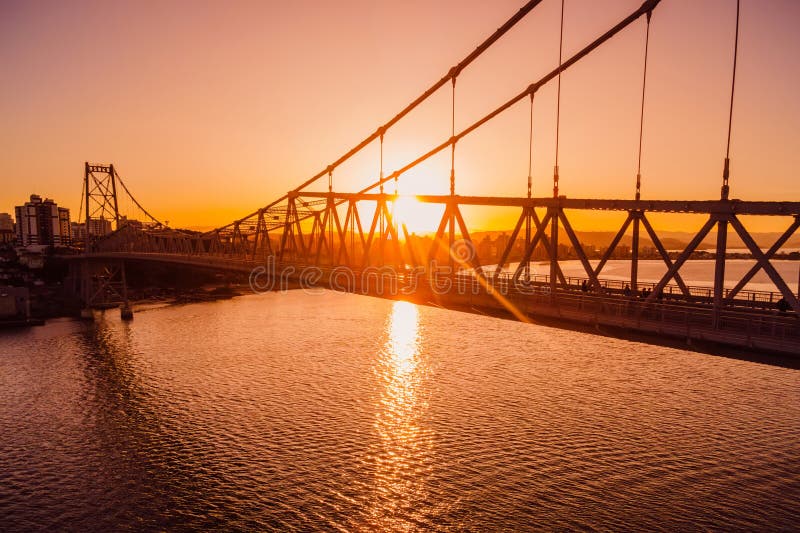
[93,193,800,318]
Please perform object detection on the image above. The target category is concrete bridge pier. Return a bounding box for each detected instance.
[119,260,133,321]
[120,305,133,320]
[75,258,133,320]
[79,259,94,321]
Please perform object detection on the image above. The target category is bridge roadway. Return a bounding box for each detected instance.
[77,252,800,357]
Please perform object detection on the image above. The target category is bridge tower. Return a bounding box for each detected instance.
[79,163,133,320]
[83,163,121,250]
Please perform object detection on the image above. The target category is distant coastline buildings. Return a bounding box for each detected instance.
[71,218,112,243]
[3,193,118,249]
[2,193,121,249]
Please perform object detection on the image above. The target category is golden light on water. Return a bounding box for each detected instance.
[376,300,421,445]
[372,300,432,529]
[386,300,420,376]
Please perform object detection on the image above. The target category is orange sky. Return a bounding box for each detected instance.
[1,0,799,233]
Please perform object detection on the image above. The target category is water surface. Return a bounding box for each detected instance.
[1,291,798,530]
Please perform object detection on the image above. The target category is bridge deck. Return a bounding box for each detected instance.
[73,252,800,357]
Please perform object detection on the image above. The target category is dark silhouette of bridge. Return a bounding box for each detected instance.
[70,0,800,356]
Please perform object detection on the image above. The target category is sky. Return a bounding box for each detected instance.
[1,0,799,233]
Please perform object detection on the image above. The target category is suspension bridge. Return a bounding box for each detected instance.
[68,0,800,356]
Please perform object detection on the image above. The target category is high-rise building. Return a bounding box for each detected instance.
[58,207,71,245]
[0,213,14,244]
[14,194,71,246]
[0,213,12,231]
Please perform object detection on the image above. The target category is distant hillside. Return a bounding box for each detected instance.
[182,225,216,233]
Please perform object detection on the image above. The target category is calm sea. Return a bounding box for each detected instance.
[1,290,799,530]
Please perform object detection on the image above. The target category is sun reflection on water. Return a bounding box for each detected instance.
[371,300,434,530]
[387,300,420,378]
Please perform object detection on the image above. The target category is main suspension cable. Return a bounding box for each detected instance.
[721,0,740,200]
[77,183,85,226]
[360,0,662,196]
[635,11,652,200]
[207,0,546,237]
[553,0,565,198]
[114,169,166,227]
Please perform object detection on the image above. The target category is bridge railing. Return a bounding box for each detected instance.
[443,273,800,342]
[511,285,800,343]
[413,270,798,342]
[481,271,794,311]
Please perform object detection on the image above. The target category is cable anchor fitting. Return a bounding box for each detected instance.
[721,157,730,200]
[553,165,560,198]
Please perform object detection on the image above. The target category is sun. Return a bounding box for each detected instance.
[391,196,443,235]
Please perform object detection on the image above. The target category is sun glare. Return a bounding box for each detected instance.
[392,196,442,235]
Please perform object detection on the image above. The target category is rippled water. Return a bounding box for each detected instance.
[1,291,799,530]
